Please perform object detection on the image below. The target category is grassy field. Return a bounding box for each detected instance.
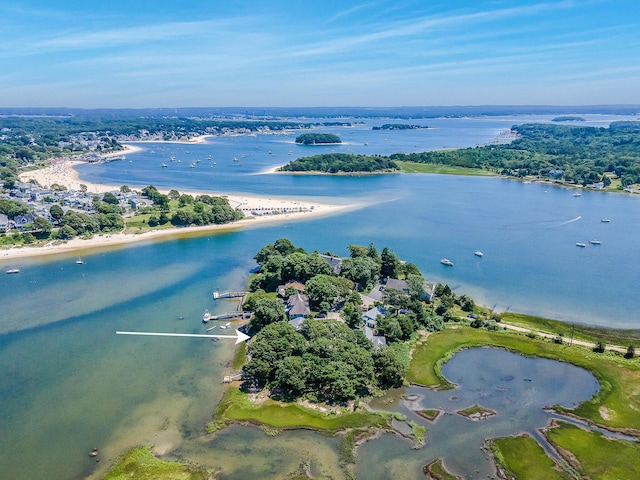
[500,312,640,346]
[207,387,390,433]
[487,435,569,480]
[103,445,207,480]
[407,326,640,432]
[546,422,640,479]
[396,161,492,176]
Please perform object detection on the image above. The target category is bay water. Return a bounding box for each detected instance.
[0,114,637,479]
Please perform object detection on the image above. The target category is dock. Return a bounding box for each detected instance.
[223,372,244,383]
[204,311,251,325]
[213,290,249,300]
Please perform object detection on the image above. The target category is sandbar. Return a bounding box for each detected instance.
[5,151,358,260]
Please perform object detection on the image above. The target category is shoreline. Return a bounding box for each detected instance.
[8,153,360,261]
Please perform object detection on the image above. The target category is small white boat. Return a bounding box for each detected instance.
[189,163,196,168]
[474,250,483,257]
[576,242,586,247]
[219,325,227,329]
[225,322,231,328]
[601,218,610,223]
[440,258,454,266]
[572,192,582,197]
[160,163,168,168]
[202,309,211,323]
[75,258,84,265]
[589,240,602,245]
[5,268,20,274]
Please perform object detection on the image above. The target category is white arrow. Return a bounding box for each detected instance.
[116,329,251,344]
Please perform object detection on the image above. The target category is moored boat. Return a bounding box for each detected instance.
[5,268,20,274]
[589,240,602,245]
[576,242,586,247]
[601,218,610,222]
[202,309,211,323]
[76,258,84,264]
[440,258,454,266]
[474,250,483,257]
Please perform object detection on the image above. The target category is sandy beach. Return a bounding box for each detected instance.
[6,151,356,260]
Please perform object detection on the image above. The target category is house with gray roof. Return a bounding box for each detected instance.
[319,254,343,275]
[286,293,310,319]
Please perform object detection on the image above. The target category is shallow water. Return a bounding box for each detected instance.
[0,114,635,479]
[358,348,599,479]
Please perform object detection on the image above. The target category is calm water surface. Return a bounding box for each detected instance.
[0,114,636,479]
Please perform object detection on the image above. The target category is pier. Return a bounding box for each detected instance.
[213,290,249,300]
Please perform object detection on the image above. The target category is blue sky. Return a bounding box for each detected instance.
[1,0,638,107]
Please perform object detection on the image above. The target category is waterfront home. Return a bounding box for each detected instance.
[319,254,343,275]
[277,280,306,298]
[0,214,8,232]
[385,277,409,292]
[286,294,310,319]
[363,325,386,347]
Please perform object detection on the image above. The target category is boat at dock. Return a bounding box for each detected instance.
[5,268,20,274]
[474,250,483,257]
[440,258,454,266]
[202,309,211,323]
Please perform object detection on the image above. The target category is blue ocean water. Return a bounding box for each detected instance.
[0,113,638,479]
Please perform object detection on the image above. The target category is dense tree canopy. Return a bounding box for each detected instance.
[294,133,342,145]
[279,153,398,173]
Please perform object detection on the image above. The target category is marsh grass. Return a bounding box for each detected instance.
[103,445,207,480]
[487,435,568,480]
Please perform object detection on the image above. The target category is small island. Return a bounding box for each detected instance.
[294,133,342,145]
[552,116,586,122]
[372,123,428,130]
[278,153,399,173]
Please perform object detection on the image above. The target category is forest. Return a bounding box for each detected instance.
[294,133,342,144]
[278,152,399,173]
[389,122,640,186]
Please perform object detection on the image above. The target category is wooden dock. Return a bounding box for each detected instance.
[213,290,249,300]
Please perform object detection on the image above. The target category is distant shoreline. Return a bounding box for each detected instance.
[5,148,360,261]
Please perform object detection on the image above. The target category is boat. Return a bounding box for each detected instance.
[474,250,483,257]
[572,192,581,197]
[202,309,211,323]
[189,163,196,168]
[5,268,20,274]
[75,258,84,265]
[160,163,168,168]
[601,218,610,223]
[440,258,454,266]
[589,240,602,245]
[576,242,587,247]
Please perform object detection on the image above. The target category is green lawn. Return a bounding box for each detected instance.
[103,445,207,480]
[395,161,492,176]
[546,423,640,479]
[207,387,390,433]
[488,435,569,480]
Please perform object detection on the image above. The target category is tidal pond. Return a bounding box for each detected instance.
[359,347,599,479]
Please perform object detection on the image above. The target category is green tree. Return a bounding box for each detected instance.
[102,192,119,205]
[341,301,363,328]
[249,296,287,333]
[119,185,131,193]
[168,189,180,200]
[304,274,338,311]
[625,345,635,359]
[274,356,307,397]
[32,216,52,238]
[341,256,380,291]
[372,347,405,388]
[49,204,64,221]
[380,247,401,278]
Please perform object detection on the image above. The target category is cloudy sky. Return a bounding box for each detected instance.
[1,0,638,107]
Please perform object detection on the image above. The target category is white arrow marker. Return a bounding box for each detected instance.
[116,329,250,344]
